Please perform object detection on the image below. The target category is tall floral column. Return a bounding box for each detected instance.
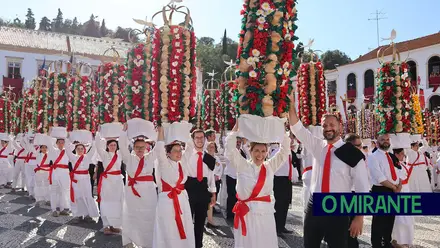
[67,74,94,131]
[47,72,69,128]
[410,86,424,143]
[220,81,237,131]
[202,89,221,132]
[125,27,160,121]
[98,63,127,124]
[376,41,412,148]
[234,0,297,144]
[0,97,13,134]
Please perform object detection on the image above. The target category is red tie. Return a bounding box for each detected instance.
[386,153,397,181]
[321,144,333,193]
[197,152,203,182]
[288,155,293,181]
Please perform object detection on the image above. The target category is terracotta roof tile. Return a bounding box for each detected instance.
[351,32,440,64]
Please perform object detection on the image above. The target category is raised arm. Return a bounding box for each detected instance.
[267,133,291,172]
[22,137,37,154]
[118,130,131,163]
[86,141,97,160]
[95,132,107,160]
[65,142,77,161]
[145,126,162,163]
[224,131,248,171]
[181,134,194,166]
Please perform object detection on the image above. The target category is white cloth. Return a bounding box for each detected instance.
[406,149,433,192]
[119,132,157,247]
[225,132,290,248]
[96,133,124,228]
[66,144,99,218]
[181,139,216,193]
[291,122,370,193]
[48,146,71,211]
[0,143,13,185]
[11,146,27,189]
[213,155,223,178]
[301,148,314,208]
[392,162,414,245]
[368,149,401,186]
[22,140,39,197]
[33,153,51,202]
[433,160,440,189]
[153,141,195,248]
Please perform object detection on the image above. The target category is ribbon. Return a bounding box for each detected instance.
[33,154,49,173]
[70,155,86,203]
[25,152,36,163]
[233,164,271,236]
[161,162,186,239]
[14,148,26,163]
[97,153,119,202]
[0,146,8,158]
[49,150,67,185]
[127,156,154,197]
[302,166,312,175]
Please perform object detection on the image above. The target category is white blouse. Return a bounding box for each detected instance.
[95,132,122,171]
[155,141,188,192]
[65,142,96,171]
[119,132,156,177]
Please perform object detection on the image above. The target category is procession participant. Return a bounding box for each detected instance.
[95,130,123,235]
[391,148,415,248]
[206,141,223,229]
[224,137,247,220]
[406,140,432,192]
[225,122,290,248]
[153,126,195,248]
[301,147,314,211]
[6,146,14,189]
[21,134,37,200]
[65,135,99,223]
[23,135,51,206]
[0,134,13,188]
[11,135,27,191]
[288,92,369,248]
[183,129,216,248]
[272,133,297,237]
[368,134,402,248]
[119,119,158,248]
[48,127,71,217]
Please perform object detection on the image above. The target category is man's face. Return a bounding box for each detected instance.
[322,116,340,141]
[377,134,391,150]
[193,132,205,149]
[207,133,216,142]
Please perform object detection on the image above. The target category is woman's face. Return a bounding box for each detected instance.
[1,140,8,147]
[207,143,216,155]
[107,141,118,152]
[76,145,85,156]
[40,145,47,154]
[396,150,406,162]
[251,144,268,165]
[168,144,182,162]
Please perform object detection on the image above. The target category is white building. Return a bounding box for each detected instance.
[0,26,132,96]
[326,31,440,118]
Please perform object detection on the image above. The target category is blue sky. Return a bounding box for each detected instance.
[1,0,438,59]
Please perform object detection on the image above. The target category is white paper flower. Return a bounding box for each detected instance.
[246,57,255,65]
[261,2,271,11]
[277,68,283,75]
[107,82,112,87]
[249,70,257,78]
[256,10,264,16]
[109,70,113,74]
[174,28,179,34]
[81,114,86,118]
[283,62,290,69]
[79,86,84,90]
[136,55,141,60]
[252,49,260,57]
[134,81,139,86]
[175,34,180,39]
[134,89,140,94]
[78,111,82,114]
[257,17,266,24]
[175,42,181,47]
[258,25,264,30]
[132,86,137,91]
[139,60,144,65]
[172,61,179,67]
[172,69,177,75]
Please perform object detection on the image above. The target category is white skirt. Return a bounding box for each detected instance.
[0,162,11,185]
[100,175,124,227]
[233,202,278,248]
[71,175,99,218]
[219,174,228,209]
[34,170,50,202]
[122,181,157,247]
[153,190,195,248]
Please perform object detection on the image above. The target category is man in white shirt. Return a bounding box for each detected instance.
[368,134,402,248]
[288,93,369,248]
[184,129,217,248]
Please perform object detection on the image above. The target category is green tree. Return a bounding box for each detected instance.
[52,8,63,32]
[83,14,100,37]
[320,50,352,70]
[71,17,80,34]
[25,8,36,30]
[100,19,109,37]
[11,18,24,28]
[38,16,51,31]
[113,26,138,42]
[63,19,72,33]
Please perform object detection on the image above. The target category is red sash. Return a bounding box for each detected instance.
[127,156,154,197]
[161,162,186,239]
[97,153,120,202]
[15,148,26,163]
[402,164,411,185]
[25,152,37,163]
[49,150,68,185]
[0,146,8,159]
[34,154,50,173]
[406,152,422,183]
[302,166,312,175]
[70,155,88,202]
[233,164,271,236]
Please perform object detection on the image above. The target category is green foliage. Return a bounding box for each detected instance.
[25,8,36,30]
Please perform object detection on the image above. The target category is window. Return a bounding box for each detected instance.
[327,80,336,94]
[36,60,53,75]
[428,56,440,88]
[7,62,21,79]
[347,73,357,99]
[364,70,374,89]
[407,60,417,83]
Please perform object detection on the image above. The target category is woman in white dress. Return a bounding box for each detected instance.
[206,141,223,228]
[96,131,124,235]
[392,148,414,248]
[225,124,290,248]
[0,137,13,188]
[153,127,195,248]
[22,139,50,206]
[65,141,99,223]
[120,125,157,248]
